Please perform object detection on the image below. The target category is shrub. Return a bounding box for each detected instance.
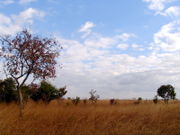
[72,97,80,105]
[133,97,142,105]
[0,78,17,103]
[110,99,117,105]
[30,81,67,103]
[153,95,158,104]
[138,97,142,101]
[83,99,87,105]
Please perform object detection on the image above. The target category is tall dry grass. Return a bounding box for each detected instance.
[0,100,180,135]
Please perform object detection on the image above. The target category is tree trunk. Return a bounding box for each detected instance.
[18,88,24,117]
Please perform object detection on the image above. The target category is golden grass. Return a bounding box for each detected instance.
[0,100,180,135]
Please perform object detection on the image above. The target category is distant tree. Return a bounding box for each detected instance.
[153,95,158,104]
[138,97,142,101]
[30,81,67,103]
[0,78,17,103]
[157,84,176,103]
[0,29,60,116]
[89,89,99,103]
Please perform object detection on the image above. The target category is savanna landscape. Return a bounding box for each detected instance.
[0,0,180,135]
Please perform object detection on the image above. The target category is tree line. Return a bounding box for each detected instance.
[0,77,176,105]
[0,78,67,103]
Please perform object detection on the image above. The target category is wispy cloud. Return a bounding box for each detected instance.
[0,0,14,5]
[0,8,45,35]
[79,21,95,38]
[143,0,175,11]
[19,0,37,4]
[162,6,180,17]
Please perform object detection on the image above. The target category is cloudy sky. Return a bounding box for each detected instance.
[0,0,180,99]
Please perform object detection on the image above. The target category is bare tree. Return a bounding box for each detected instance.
[0,29,60,116]
[89,89,99,103]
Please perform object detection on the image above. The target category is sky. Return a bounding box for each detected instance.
[0,0,180,99]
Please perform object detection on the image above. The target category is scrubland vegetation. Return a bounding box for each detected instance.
[0,100,180,135]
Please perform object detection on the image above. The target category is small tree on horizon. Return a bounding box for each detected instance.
[157,84,176,103]
[153,95,158,104]
[89,89,99,103]
[0,29,60,116]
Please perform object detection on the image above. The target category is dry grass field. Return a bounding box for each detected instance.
[0,100,180,135]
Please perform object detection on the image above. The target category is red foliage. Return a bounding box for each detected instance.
[0,29,61,87]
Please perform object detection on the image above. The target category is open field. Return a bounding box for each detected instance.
[0,100,180,135]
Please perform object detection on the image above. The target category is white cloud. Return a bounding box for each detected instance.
[82,32,135,49]
[163,6,180,17]
[13,8,45,24]
[79,21,95,33]
[131,44,145,51]
[54,28,180,99]
[55,35,180,98]
[143,0,175,11]
[19,0,37,4]
[84,37,116,48]
[117,43,129,50]
[53,20,180,99]
[79,21,95,37]
[152,20,180,52]
[0,14,21,35]
[0,8,45,35]
[143,0,180,17]
[0,0,14,5]
[116,33,135,42]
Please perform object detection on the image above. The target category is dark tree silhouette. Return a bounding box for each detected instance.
[157,84,176,103]
[0,29,60,116]
[0,78,17,103]
[153,95,158,104]
[89,89,99,103]
[58,86,68,98]
[30,81,67,103]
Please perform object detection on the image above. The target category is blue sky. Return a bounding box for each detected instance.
[0,0,180,99]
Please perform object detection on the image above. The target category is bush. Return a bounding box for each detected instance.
[0,78,17,103]
[30,81,67,103]
[133,97,142,105]
[83,99,87,105]
[138,97,142,101]
[72,97,80,105]
[110,99,117,105]
[153,95,158,104]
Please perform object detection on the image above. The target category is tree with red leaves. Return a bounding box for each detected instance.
[0,29,60,116]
